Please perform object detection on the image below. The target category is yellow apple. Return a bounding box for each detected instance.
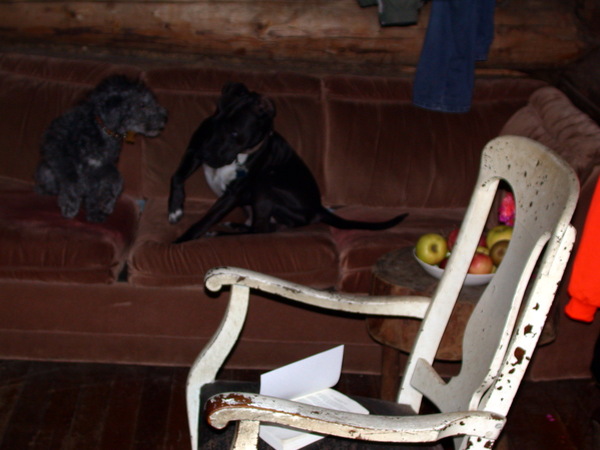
[476,245,489,255]
[415,233,448,265]
[486,225,513,249]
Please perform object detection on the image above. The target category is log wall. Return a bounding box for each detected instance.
[0,0,593,72]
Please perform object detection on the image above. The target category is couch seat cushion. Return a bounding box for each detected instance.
[329,206,467,292]
[128,198,339,288]
[0,179,138,283]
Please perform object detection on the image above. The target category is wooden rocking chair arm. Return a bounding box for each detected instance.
[204,266,430,318]
[205,392,506,443]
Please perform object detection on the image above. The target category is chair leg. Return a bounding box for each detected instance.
[380,345,401,401]
[232,420,260,449]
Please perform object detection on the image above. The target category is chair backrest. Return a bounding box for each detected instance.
[399,136,579,449]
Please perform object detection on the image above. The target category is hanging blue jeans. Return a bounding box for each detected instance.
[412,0,495,113]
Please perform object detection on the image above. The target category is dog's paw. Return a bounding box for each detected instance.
[59,203,80,220]
[169,209,183,224]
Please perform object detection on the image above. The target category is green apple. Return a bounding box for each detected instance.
[415,233,448,265]
[486,225,513,249]
[490,240,509,266]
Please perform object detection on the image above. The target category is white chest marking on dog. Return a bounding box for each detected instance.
[203,153,248,197]
[87,158,103,168]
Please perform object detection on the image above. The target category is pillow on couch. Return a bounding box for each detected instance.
[500,86,600,183]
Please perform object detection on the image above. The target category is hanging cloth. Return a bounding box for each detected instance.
[357,0,424,27]
[566,177,600,323]
[412,0,495,113]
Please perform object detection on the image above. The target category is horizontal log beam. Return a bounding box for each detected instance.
[0,0,590,71]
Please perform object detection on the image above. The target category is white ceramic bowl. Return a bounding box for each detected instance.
[413,249,493,286]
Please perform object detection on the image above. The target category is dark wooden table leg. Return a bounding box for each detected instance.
[380,345,401,401]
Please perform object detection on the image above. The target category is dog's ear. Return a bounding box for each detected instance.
[255,95,276,119]
[218,82,249,110]
[89,75,137,118]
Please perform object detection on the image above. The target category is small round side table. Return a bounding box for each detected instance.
[367,247,485,401]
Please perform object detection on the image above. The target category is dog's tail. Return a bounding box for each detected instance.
[319,208,408,231]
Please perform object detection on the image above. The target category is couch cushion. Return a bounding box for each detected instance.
[0,52,145,197]
[0,178,138,283]
[322,76,546,209]
[329,205,466,292]
[500,86,600,184]
[141,67,324,200]
[128,197,339,287]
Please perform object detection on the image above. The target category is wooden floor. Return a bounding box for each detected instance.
[0,360,597,449]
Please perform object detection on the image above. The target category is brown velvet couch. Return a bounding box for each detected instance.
[1,52,599,380]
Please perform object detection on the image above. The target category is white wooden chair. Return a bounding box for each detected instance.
[186,136,580,450]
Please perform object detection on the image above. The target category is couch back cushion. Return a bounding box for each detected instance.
[500,86,600,185]
[141,67,324,200]
[0,53,144,196]
[321,76,546,208]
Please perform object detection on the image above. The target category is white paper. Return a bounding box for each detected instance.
[258,346,369,450]
[260,345,344,399]
[296,388,368,413]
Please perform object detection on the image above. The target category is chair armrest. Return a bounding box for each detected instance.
[205,266,431,318]
[188,267,431,450]
[205,392,506,443]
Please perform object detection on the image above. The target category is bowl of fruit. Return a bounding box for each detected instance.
[414,225,512,286]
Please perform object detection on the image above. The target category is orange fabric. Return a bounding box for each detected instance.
[566,178,600,322]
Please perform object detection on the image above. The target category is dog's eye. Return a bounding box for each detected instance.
[230,131,240,140]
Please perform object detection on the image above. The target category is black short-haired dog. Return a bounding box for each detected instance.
[168,82,406,243]
[35,75,167,222]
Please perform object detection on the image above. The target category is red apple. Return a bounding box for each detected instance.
[447,227,487,252]
[447,228,459,251]
[468,252,494,274]
[438,257,449,269]
[478,233,487,248]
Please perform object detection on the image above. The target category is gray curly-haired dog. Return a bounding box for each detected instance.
[35,75,167,222]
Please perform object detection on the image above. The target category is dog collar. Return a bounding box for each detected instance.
[95,116,136,144]
[242,131,273,155]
